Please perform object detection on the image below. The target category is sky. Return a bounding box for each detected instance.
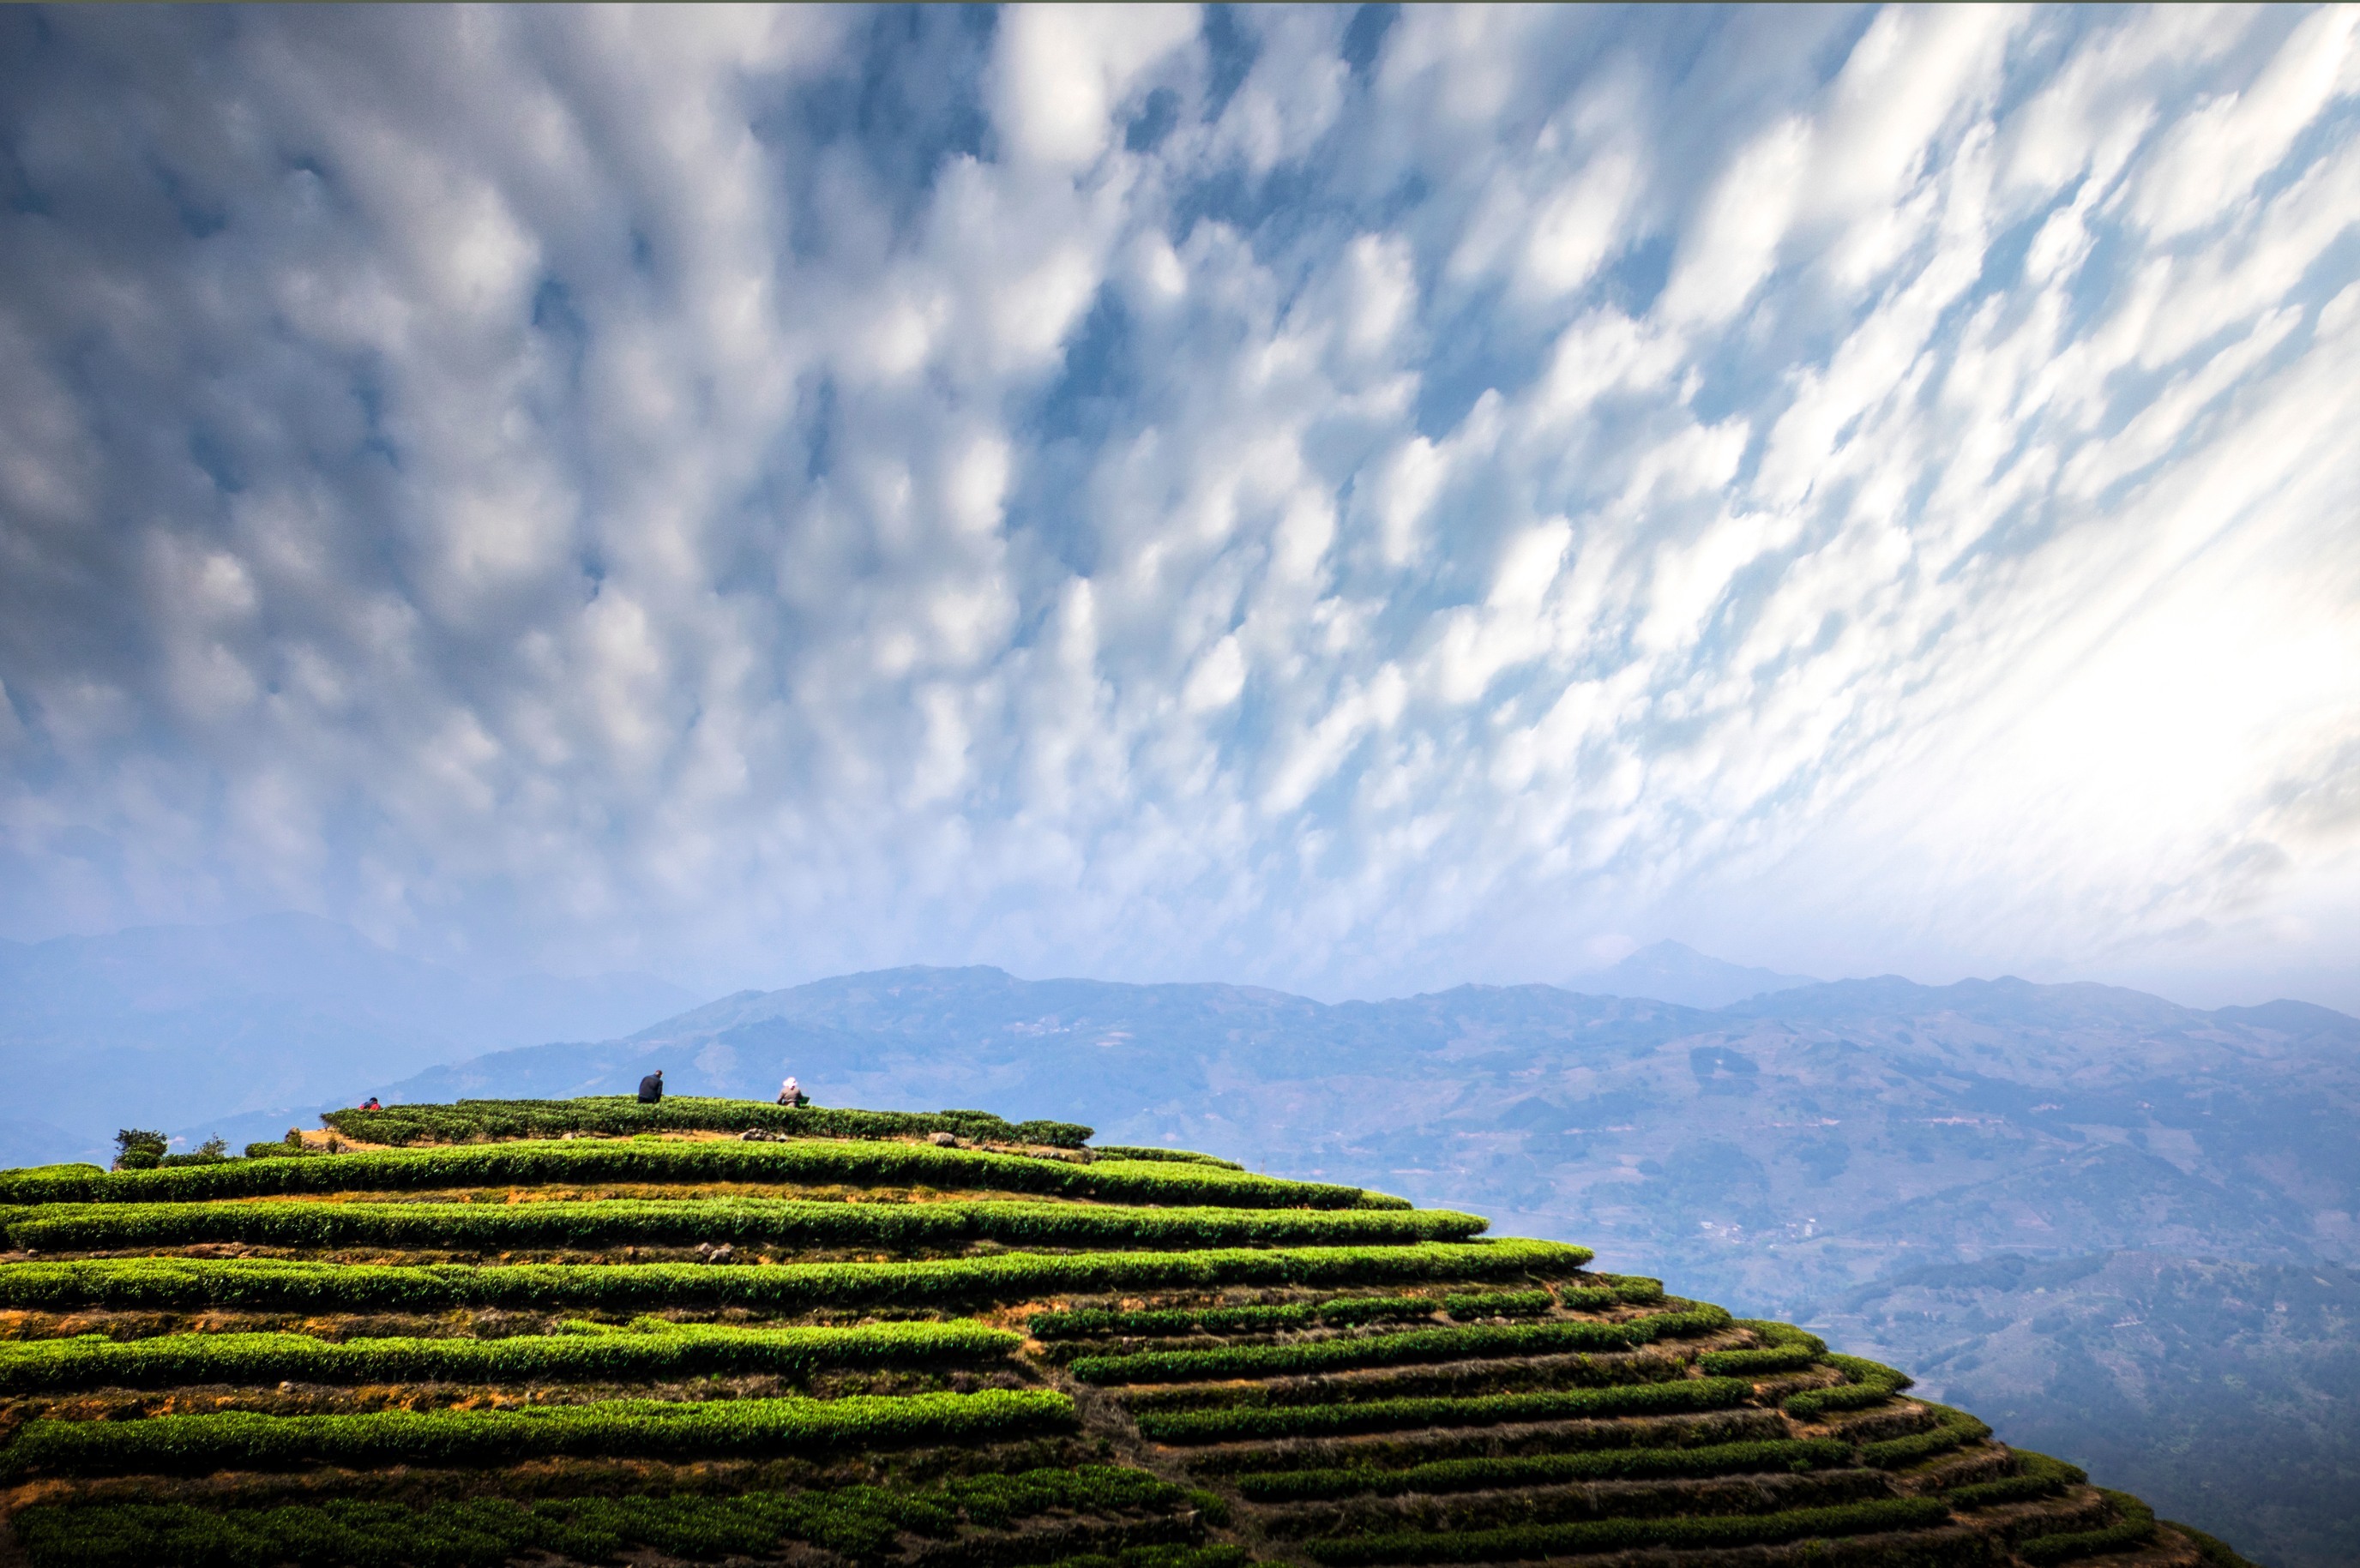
[1,3,2357,1008]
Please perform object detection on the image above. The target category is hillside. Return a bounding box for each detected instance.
[0,1095,2250,1567]
[1816,1252,2360,1568]
[234,969,2360,1563]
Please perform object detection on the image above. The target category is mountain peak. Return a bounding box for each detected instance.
[1564,939,1817,1009]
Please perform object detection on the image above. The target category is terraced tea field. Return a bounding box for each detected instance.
[0,1097,2249,1566]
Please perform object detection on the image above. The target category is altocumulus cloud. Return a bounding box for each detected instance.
[0,4,2356,999]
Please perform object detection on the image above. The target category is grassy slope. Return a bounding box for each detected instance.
[0,1101,2245,1568]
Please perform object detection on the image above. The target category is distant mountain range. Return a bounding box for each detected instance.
[0,914,692,1163]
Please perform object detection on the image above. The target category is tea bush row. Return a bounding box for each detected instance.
[0,1317,1015,1393]
[1296,1497,1952,1565]
[1437,1289,1553,1318]
[1945,1450,2086,1510]
[0,1138,1377,1212]
[321,1098,1094,1149]
[2164,1520,2261,1568]
[7,1198,1486,1255]
[11,1465,1198,1568]
[1783,1354,1914,1421]
[1697,1345,1820,1378]
[1039,1547,1249,1568]
[1092,1148,1245,1170]
[1071,1307,1731,1385]
[1233,1437,1858,1501]
[2019,1489,2157,1566]
[1737,1319,1827,1355]
[1594,1273,1664,1304]
[0,1239,1587,1314]
[1118,1349,1690,1414]
[1180,1410,1794,1476]
[1132,1376,1754,1444]
[1858,1404,1991,1470]
[0,1387,1075,1479]
[1035,1287,1578,1342]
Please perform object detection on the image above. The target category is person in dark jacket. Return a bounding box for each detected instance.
[638,1070,663,1104]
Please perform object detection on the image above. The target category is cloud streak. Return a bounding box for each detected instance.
[0,4,2355,1000]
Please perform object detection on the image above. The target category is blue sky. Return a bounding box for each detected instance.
[1,4,2356,1006]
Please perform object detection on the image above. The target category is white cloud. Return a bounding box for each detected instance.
[989,4,1199,169]
[1659,116,1814,327]
[0,3,2355,1007]
[2128,4,2357,240]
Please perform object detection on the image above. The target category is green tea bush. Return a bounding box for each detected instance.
[1440,1289,1552,1319]
[1858,1403,1991,1469]
[1737,1319,1827,1355]
[1297,1497,1951,1565]
[1120,1348,1690,1413]
[12,1464,1195,1568]
[0,1318,1014,1392]
[2164,1519,2262,1568]
[1315,1295,1448,1326]
[320,1098,1093,1148]
[1944,1450,2086,1510]
[1546,1287,1617,1312]
[7,1198,1485,1255]
[0,1239,1586,1315]
[1783,1354,1913,1421]
[0,1387,1075,1479]
[1132,1378,1753,1444]
[0,1138,1378,1211]
[1697,1346,1819,1377]
[1039,1548,1249,1568]
[1072,1307,1731,1385]
[1181,1411,1794,1476]
[1233,1438,1858,1501]
[1093,1148,1246,1170]
[2019,1490,2157,1565]
[1594,1273,1665,1304]
[1031,1293,1448,1340]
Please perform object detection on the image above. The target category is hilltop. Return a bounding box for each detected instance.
[0,1093,2251,1566]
